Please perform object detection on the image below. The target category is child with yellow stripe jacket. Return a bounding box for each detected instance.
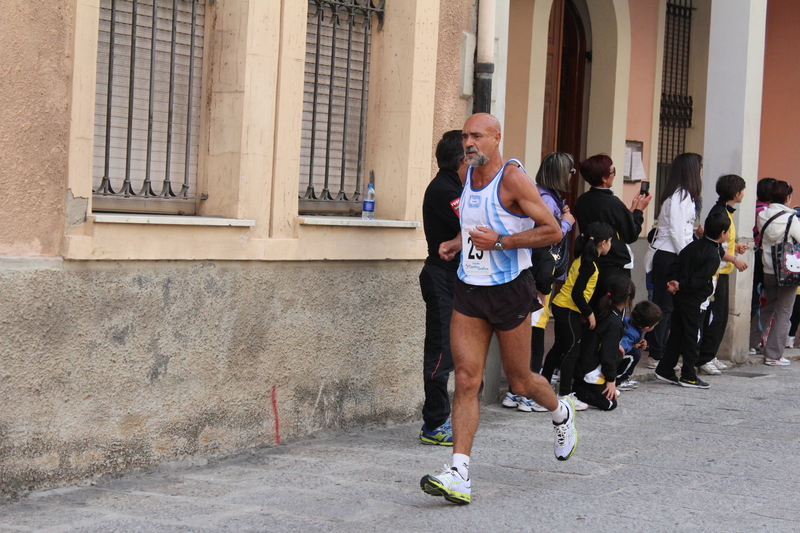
[540,222,614,408]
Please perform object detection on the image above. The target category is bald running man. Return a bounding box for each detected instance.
[420,114,578,505]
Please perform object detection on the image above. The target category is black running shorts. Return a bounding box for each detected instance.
[453,269,540,331]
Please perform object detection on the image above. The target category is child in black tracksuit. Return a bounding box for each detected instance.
[654,211,730,389]
[573,276,636,411]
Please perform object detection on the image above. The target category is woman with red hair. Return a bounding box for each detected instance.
[573,154,652,306]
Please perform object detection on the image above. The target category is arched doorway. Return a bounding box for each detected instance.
[503,0,630,193]
[541,0,587,209]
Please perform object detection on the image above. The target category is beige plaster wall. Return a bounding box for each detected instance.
[759,0,800,191]
[0,0,470,495]
[620,0,659,219]
[431,0,474,174]
[0,0,74,257]
[0,259,424,495]
[684,0,711,156]
[504,0,538,166]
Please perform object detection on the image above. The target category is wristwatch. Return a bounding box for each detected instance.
[494,235,504,251]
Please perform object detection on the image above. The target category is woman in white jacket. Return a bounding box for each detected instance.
[647,153,703,364]
[758,180,800,365]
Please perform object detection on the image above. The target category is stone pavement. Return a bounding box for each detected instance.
[2,356,800,533]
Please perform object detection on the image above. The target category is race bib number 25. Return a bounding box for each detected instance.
[461,226,492,276]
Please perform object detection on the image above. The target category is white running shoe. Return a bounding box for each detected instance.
[617,378,638,391]
[501,391,521,408]
[712,357,728,370]
[700,362,721,375]
[517,396,548,412]
[553,396,578,461]
[787,335,796,349]
[764,357,791,366]
[420,464,471,505]
[560,392,588,411]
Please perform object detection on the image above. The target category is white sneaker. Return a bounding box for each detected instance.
[764,357,791,366]
[560,392,588,411]
[501,391,521,408]
[748,348,757,355]
[554,397,578,461]
[712,357,728,370]
[617,378,638,391]
[699,362,721,375]
[517,396,548,412]
[420,464,471,505]
[787,335,796,349]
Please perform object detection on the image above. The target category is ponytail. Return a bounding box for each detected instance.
[596,276,636,322]
[574,221,614,264]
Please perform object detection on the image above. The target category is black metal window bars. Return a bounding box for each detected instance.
[299,0,385,215]
[656,0,694,213]
[93,0,205,215]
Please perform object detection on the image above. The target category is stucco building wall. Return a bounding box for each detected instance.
[431,0,475,173]
[0,0,73,257]
[0,0,462,495]
[0,260,424,494]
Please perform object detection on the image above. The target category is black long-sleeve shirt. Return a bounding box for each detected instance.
[667,235,724,307]
[577,308,625,383]
[422,169,463,271]
[574,187,644,269]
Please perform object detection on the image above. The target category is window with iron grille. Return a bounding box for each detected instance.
[299,0,385,215]
[93,0,205,215]
[656,0,693,215]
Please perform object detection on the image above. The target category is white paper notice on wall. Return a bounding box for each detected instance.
[624,140,644,181]
[631,151,647,182]
[624,145,633,177]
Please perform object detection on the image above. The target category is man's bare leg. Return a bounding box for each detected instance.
[496,315,578,461]
[496,317,558,411]
[449,310,494,457]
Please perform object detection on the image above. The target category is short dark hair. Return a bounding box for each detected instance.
[757,177,776,203]
[704,211,731,240]
[436,130,465,171]
[630,300,662,329]
[770,180,793,205]
[716,174,746,202]
[579,154,614,187]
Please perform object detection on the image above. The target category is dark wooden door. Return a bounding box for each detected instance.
[541,0,565,159]
[542,0,586,209]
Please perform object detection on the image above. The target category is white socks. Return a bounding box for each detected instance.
[551,399,568,424]
[452,453,470,480]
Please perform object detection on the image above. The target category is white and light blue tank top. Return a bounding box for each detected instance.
[457,159,535,286]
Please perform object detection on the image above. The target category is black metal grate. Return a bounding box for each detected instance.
[93,0,205,215]
[656,0,693,210]
[299,0,385,215]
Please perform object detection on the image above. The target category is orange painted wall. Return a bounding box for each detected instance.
[759,0,800,194]
[622,0,660,210]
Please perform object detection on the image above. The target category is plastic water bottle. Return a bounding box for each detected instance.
[362,183,375,220]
